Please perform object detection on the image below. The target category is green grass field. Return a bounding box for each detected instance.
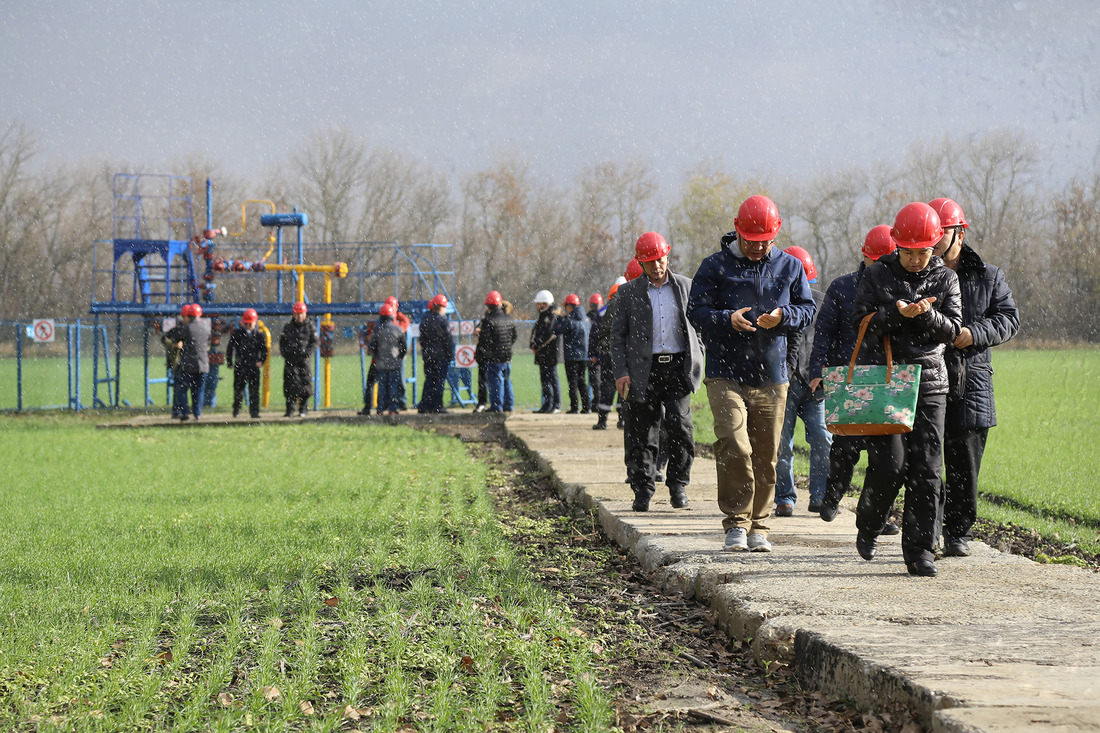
[0,417,613,730]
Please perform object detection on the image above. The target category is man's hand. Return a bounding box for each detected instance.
[897,297,937,318]
[176,340,184,349]
[757,308,783,329]
[953,326,973,349]
[730,307,756,332]
[810,377,822,392]
[615,375,631,399]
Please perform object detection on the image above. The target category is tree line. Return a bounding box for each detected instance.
[1,120,1097,342]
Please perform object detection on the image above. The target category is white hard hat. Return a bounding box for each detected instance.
[533,289,554,305]
[613,276,628,287]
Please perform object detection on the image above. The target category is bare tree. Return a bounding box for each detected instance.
[784,168,869,282]
[289,125,368,244]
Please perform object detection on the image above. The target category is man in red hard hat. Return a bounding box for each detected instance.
[585,293,609,429]
[929,198,1019,559]
[418,294,454,413]
[687,195,817,553]
[556,293,591,414]
[475,290,517,413]
[226,308,267,418]
[850,202,963,577]
[610,231,704,512]
[163,303,212,421]
[278,301,317,417]
[368,303,408,415]
[812,225,900,528]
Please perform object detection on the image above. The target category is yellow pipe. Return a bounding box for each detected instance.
[258,321,272,408]
[226,200,276,238]
[322,273,334,407]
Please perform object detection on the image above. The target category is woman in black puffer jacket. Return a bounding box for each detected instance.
[850,203,962,578]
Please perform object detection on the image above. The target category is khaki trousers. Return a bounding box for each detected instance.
[705,378,788,534]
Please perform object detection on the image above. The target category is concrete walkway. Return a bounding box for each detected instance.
[505,412,1100,733]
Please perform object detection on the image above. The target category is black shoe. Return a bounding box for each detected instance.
[775,502,794,517]
[655,472,664,483]
[616,417,624,429]
[285,411,294,418]
[232,410,240,418]
[566,408,579,414]
[358,407,372,416]
[669,489,689,509]
[819,501,839,522]
[943,538,971,557]
[592,414,608,430]
[856,531,878,561]
[632,498,650,512]
[250,413,260,419]
[881,521,901,536]
[808,501,822,513]
[906,559,938,577]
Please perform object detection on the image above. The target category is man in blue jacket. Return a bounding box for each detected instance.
[929,198,1020,558]
[687,195,816,553]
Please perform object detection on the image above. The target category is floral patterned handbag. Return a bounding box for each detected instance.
[822,314,922,436]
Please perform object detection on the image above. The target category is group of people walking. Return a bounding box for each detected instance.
[591,194,1018,578]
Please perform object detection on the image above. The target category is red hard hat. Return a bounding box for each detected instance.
[634,231,671,262]
[734,195,782,241]
[783,245,817,282]
[564,293,581,306]
[928,198,968,229]
[862,225,896,261]
[191,303,203,318]
[484,290,502,306]
[429,294,448,309]
[292,301,308,314]
[384,295,399,309]
[179,303,192,317]
[379,303,395,317]
[891,202,943,249]
[242,308,258,324]
[589,293,604,307]
[609,283,620,298]
[624,258,644,281]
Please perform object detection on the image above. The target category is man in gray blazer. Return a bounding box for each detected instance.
[610,232,704,512]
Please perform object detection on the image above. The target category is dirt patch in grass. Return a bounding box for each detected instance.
[431,423,925,733]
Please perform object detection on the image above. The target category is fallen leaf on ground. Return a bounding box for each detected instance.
[261,686,281,702]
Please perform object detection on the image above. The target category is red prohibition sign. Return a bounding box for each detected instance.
[34,320,54,342]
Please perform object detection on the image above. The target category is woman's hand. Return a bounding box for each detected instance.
[896,297,937,318]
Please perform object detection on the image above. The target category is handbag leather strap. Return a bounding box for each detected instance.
[847,313,893,384]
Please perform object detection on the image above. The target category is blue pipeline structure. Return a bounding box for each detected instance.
[86,172,474,411]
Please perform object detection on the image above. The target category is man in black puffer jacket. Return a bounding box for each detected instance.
[929,198,1020,558]
[477,291,517,412]
[851,202,962,578]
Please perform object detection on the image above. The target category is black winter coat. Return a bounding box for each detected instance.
[278,318,317,364]
[226,327,268,375]
[786,288,825,387]
[477,307,517,363]
[530,308,560,366]
[852,252,963,396]
[419,311,454,365]
[810,265,865,378]
[948,244,1020,428]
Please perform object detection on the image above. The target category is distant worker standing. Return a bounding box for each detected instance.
[418,294,454,414]
[558,293,592,414]
[610,232,703,512]
[278,301,317,417]
[477,290,518,412]
[530,290,562,414]
[929,197,1020,558]
[368,303,408,415]
[163,303,212,421]
[226,308,267,418]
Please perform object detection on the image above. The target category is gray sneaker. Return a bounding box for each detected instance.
[747,533,772,552]
[724,527,748,552]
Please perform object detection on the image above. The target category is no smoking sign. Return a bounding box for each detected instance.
[454,345,476,368]
[32,319,56,343]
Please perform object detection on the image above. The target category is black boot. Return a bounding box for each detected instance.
[592,412,608,430]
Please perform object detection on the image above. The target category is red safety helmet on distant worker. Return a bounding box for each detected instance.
[734,195,782,241]
[484,290,502,306]
[891,202,943,249]
[563,293,581,306]
[384,295,399,309]
[429,294,448,309]
[783,245,817,283]
[379,303,395,317]
[589,293,604,307]
[634,231,671,262]
[191,304,203,318]
[928,198,968,230]
[292,301,308,314]
[624,258,644,281]
[862,225,896,261]
[241,308,258,324]
[609,283,620,298]
[179,303,192,317]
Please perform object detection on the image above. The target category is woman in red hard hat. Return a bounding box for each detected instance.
[226,308,268,418]
[278,301,317,417]
[850,202,962,578]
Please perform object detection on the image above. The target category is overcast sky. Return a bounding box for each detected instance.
[3,0,1098,189]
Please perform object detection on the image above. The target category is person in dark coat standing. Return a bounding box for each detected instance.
[586,293,606,423]
[226,308,268,418]
[278,301,317,417]
[418,293,454,414]
[929,198,1020,558]
[368,303,408,414]
[530,290,561,413]
[851,202,963,578]
[557,293,591,413]
[688,196,817,553]
[591,285,621,430]
[611,232,704,512]
[477,290,517,412]
[812,226,899,530]
[163,303,212,421]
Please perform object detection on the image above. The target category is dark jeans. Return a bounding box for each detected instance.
[173,369,206,419]
[940,421,989,542]
[232,368,261,417]
[538,362,560,411]
[484,362,513,411]
[377,368,402,412]
[624,354,693,500]
[565,360,590,411]
[419,359,448,412]
[857,393,946,564]
[593,356,615,414]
